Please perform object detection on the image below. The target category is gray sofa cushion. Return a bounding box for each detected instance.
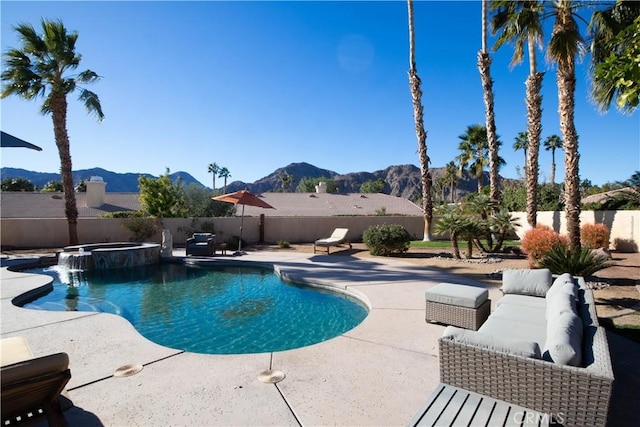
[546,273,575,300]
[501,269,552,297]
[496,294,547,309]
[491,303,546,326]
[443,326,541,359]
[543,311,583,366]
[425,283,488,309]
[479,316,547,348]
[546,288,577,320]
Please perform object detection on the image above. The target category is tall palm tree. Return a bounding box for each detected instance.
[543,134,563,185]
[407,0,433,241]
[456,124,505,193]
[218,166,231,194]
[513,131,529,170]
[444,161,458,203]
[492,0,545,228]
[208,162,219,193]
[478,0,501,203]
[547,0,587,249]
[589,1,640,113]
[1,19,103,245]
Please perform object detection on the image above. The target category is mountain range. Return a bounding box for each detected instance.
[1,163,508,200]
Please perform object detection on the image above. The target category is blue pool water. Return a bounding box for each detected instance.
[20,263,368,354]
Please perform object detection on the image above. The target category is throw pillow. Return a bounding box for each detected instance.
[501,269,552,297]
[543,311,583,366]
[546,273,574,300]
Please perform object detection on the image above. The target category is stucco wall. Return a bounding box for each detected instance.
[511,210,639,252]
[1,216,425,249]
[2,211,637,252]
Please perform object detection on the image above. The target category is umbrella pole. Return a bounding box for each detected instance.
[238,204,245,254]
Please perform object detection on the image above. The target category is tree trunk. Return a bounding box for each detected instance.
[525,71,544,227]
[558,62,581,249]
[450,183,455,203]
[451,233,461,259]
[550,149,556,185]
[408,0,432,241]
[478,0,500,204]
[51,93,79,245]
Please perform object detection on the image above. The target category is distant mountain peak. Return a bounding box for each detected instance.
[2,163,515,199]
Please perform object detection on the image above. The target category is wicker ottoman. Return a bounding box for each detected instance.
[425,283,491,330]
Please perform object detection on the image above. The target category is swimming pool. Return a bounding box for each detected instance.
[19,263,368,354]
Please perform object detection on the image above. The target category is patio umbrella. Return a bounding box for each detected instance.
[1,131,43,151]
[212,190,275,255]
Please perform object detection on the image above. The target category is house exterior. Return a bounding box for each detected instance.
[1,178,424,219]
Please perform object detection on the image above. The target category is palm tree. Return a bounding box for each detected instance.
[218,166,231,194]
[478,0,501,203]
[589,1,640,113]
[444,161,458,203]
[208,163,219,193]
[1,19,103,245]
[434,207,466,259]
[513,131,529,170]
[456,124,505,193]
[543,134,563,185]
[492,0,545,228]
[547,0,587,249]
[407,0,433,241]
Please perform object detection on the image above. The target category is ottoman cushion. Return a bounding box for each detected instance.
[426,283,488,309]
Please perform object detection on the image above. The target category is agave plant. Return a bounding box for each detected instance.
[538,245,611,277]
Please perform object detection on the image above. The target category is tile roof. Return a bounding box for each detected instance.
[0,192,141,218]
[0,192,422,218]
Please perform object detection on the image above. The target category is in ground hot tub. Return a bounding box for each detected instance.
[58,242,160,270]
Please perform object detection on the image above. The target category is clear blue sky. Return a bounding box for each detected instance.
[1,1,638,188]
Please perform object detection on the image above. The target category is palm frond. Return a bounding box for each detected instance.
[78,89,104,120]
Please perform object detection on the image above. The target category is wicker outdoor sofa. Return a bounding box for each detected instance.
[434,269,614,427]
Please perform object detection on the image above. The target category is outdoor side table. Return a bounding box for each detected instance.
[425,283,490,330]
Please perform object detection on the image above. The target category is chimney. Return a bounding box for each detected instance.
[315,182,327,193]
[86,176,106,208]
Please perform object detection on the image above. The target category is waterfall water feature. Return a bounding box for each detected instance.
[57,243,161,272]
[58,251,95,271]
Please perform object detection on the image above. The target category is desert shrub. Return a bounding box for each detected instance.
[178,219,215,239]
[226,235,246,250]
[581,223,610,249]
[363,224,411,256]
[521,225,569,268]
[100,210,144,219]
[538,246,611,277]
[120,217,160,242]
[277,240,290,248]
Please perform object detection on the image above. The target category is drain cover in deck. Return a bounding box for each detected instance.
[257,369,285,383]
[114,363,143,377]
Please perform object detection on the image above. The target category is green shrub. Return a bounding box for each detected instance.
[277,240,290,248]
[521,225,569,268]
[538,245,611,277]
[100,210,144,219]
[363,224,411,256]
[120,217,160,242]
[581,223,610,249]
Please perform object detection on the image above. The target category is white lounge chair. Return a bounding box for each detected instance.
[314,228,352,254]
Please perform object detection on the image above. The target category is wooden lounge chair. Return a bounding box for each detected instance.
[1,337,71,427]
[313,228,352,254]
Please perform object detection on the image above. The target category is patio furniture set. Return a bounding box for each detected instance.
[413,269,614,427]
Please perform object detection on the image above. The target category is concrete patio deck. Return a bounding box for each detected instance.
[1,250,637,426]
